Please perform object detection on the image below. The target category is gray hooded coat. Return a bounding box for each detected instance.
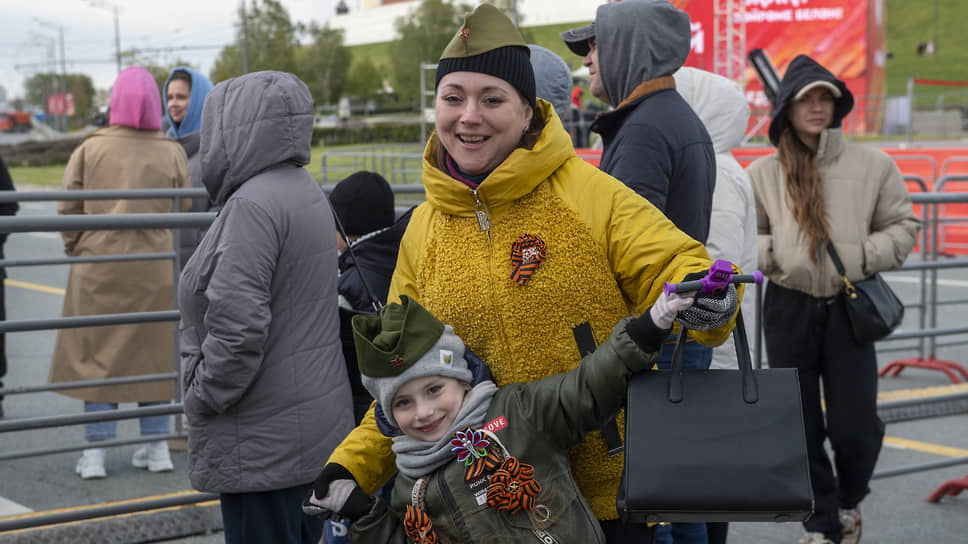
[178,71,354,493]
[528,44,572,122]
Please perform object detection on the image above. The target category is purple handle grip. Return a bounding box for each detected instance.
[663,260,764,296]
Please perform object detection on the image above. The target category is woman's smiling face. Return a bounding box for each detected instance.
[435,71,533,176]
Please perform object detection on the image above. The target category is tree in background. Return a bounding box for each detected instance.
[390,0,468,105]
[294,23,350,106]
[211,0,298,83]
[345,57,384,100]
[22,73,96,130]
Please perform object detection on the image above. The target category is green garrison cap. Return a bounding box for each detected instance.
[435,3,536,108]
[352,295,445,378]
[440,3,528,60]
[354,296,471,428]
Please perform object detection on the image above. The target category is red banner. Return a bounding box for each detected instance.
[673,0,885,136]
[47,93,75,116]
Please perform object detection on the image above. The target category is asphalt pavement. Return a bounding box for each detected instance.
[2,196,967,543]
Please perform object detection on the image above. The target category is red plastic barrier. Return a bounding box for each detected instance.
[575,146,968,254]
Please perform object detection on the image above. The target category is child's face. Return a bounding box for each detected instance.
[391,376,469,442]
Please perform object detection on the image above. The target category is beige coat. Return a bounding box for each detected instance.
[48,125,190,402]
[747,129,921,298]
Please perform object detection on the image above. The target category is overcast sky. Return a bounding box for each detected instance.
[0,0,349,102]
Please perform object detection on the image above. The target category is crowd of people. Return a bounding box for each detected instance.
[0,0,921,543]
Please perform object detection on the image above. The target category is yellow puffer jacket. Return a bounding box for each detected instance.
[328,101,737,520]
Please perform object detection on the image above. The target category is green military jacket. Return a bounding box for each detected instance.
[350,320,659,543]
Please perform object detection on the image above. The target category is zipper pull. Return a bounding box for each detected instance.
[472,189,491,234]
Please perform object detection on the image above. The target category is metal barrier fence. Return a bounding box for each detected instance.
[320,144,424,187]
[1,185,968,532]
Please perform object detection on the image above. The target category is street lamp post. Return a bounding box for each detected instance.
[34,18,69,133]
[86,0,123,75]
[241,0,250,74]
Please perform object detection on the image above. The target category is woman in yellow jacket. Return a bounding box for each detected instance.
[312,5,740,543]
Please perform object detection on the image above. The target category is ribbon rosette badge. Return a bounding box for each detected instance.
[486,456,542,515]
[404,504,437,544]
[509,234,546,286]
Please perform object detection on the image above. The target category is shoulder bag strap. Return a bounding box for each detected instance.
[825,242,847,276]
[826,242,857,295]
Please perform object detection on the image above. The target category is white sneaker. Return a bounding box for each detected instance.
[76,448,107,479]
[798,533,835,544]
[132,441,174,472]
[840,508,862,544]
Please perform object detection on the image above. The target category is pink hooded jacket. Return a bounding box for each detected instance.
[109,66,162,130]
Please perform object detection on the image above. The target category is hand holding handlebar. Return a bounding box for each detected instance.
[664,259,764,297]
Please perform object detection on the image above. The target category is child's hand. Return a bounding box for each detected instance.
[303,480,374,522]
[649,290,697,330]
[303,479,373,523]
[304,463,372,522]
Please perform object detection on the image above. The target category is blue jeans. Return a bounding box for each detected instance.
[654,522,708,544]
[83,401,171,442]
[656,338,713,372]
[654,339,712,544]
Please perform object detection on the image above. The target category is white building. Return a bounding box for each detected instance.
[330,0,598,46]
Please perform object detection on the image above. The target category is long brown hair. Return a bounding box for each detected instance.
[433,100,546,172]
[777,127,830,264]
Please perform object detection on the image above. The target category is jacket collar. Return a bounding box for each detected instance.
[591,76,676,135]
[614,76,676,110]
[421,100,575,218]
[815,128,845,167]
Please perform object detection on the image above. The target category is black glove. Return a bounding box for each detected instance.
[311,462,354,500]
[677,284,738,331]
[671,269,738,331]
[303,463,374,522]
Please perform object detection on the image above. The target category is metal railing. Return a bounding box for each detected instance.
[2,185,968,532]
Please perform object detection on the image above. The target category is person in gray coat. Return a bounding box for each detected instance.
[178,70,355,544]
[528,44,572,123]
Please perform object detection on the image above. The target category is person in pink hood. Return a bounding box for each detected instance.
[49,66,191,480]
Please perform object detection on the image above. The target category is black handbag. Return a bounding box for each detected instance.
[826,243,904,344]
[618,311,814,523]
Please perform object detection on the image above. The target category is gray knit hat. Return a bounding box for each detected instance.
[354,295,471,427]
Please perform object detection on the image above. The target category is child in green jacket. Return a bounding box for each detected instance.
[305,292,696,543]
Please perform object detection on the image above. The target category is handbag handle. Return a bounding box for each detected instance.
[668,310,758,404]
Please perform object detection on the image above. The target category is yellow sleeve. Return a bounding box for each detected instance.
[559,160,738,347]
[325,404,397,495]
[386,204,430,304]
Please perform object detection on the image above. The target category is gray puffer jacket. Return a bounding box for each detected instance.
[175,130,216,268]
[178,71,354,493]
